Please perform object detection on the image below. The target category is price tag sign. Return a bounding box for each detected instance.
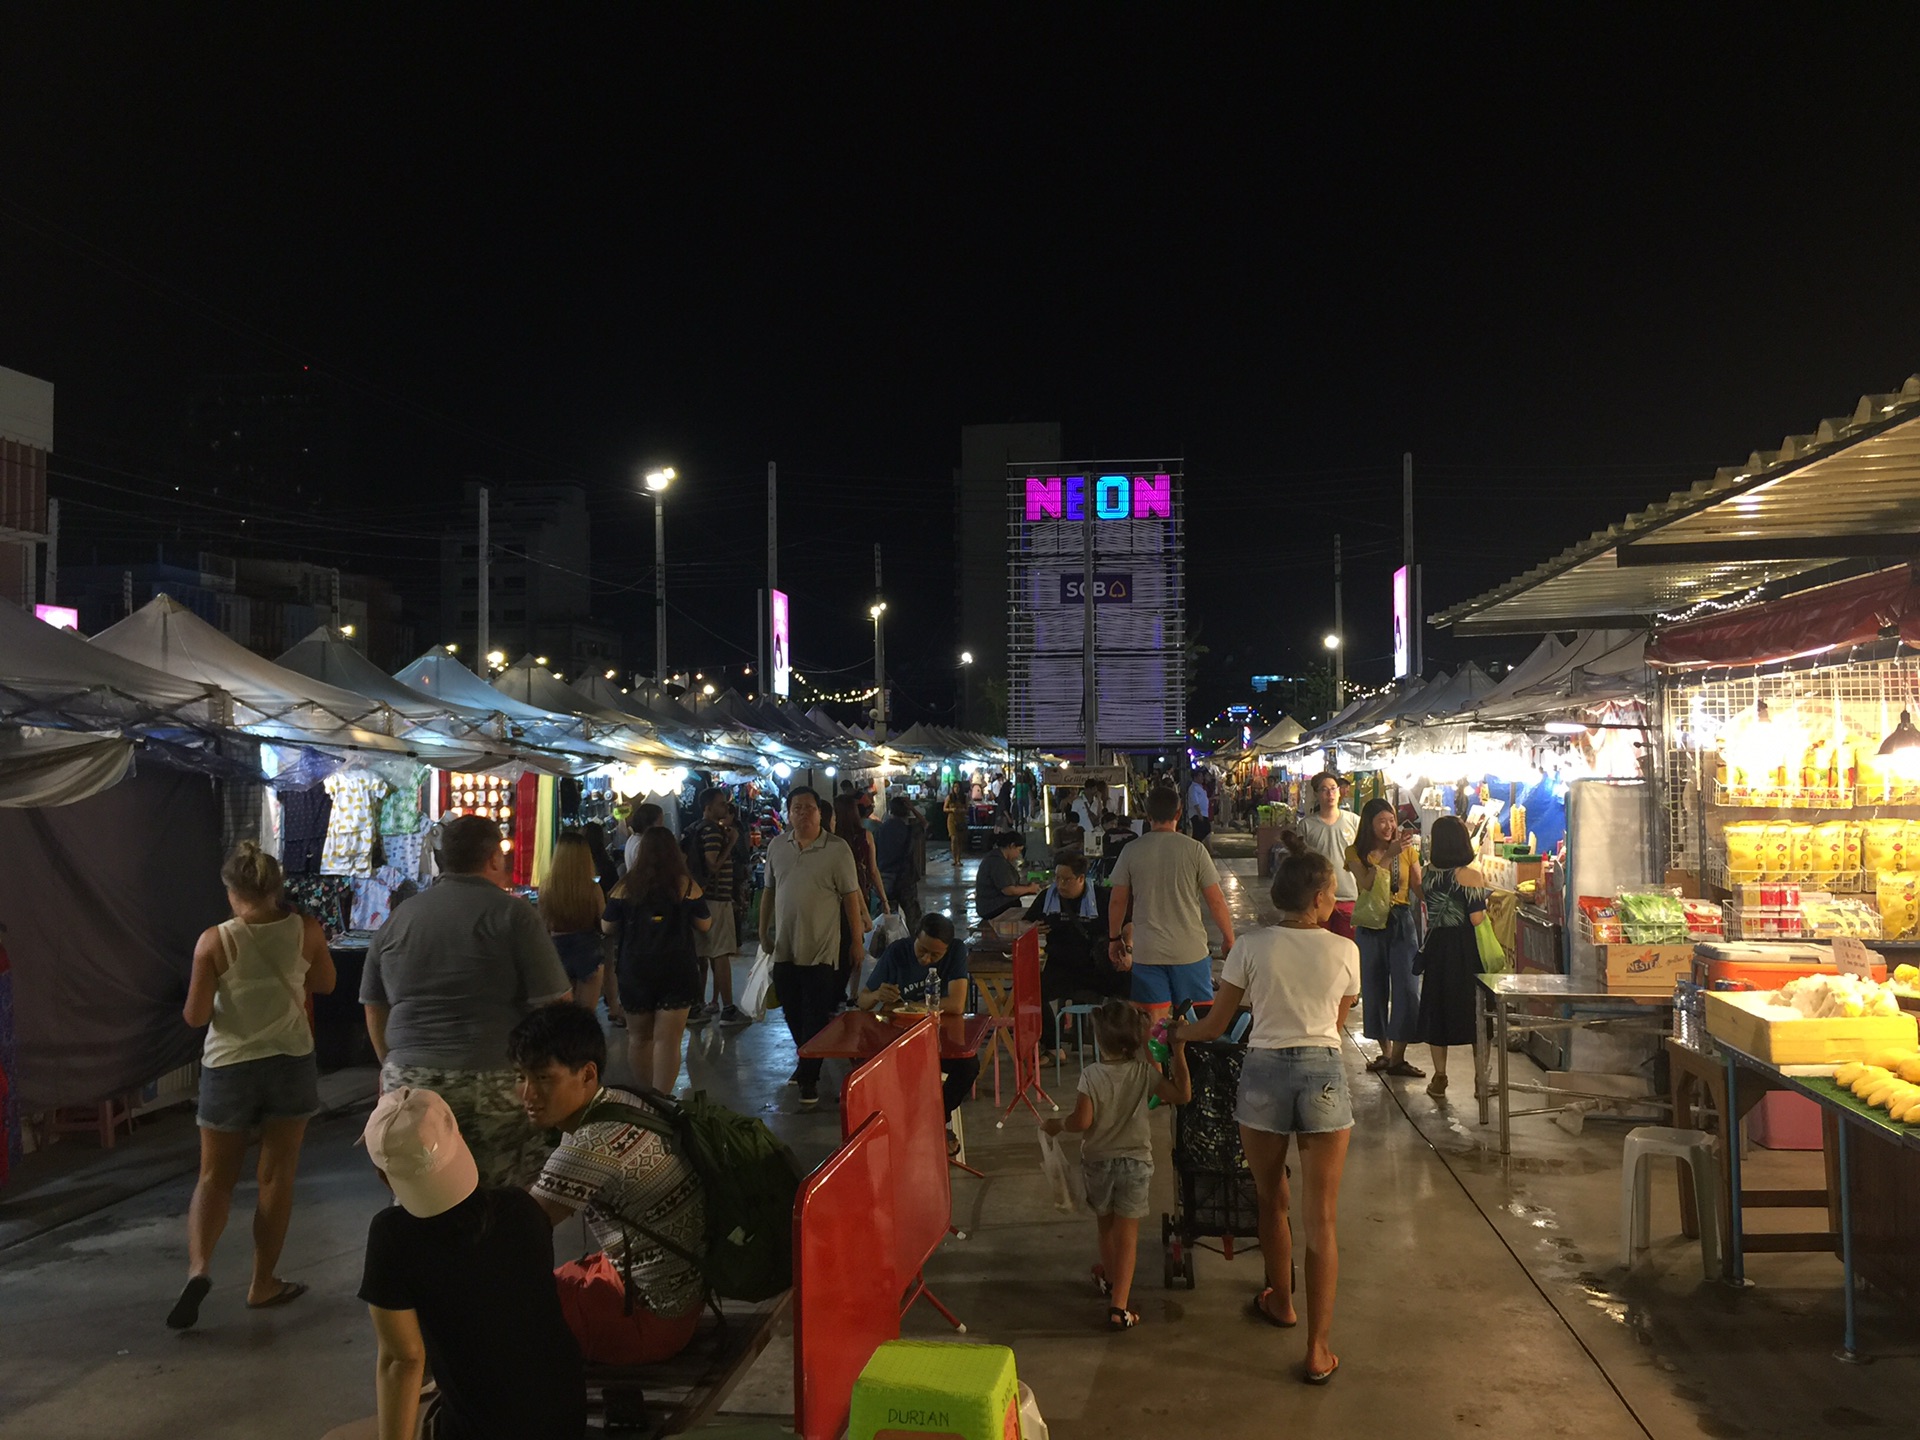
[1832,936,1875,979]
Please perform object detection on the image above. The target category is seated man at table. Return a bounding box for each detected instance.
[1026,852,1131,1009]
[857,913,979,1141]
[976,831,1041,924]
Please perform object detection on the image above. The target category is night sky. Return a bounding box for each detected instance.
[9,8,1920,728]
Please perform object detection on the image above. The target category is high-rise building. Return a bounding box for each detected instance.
[0,366,54,609]
[955,422,1061,731]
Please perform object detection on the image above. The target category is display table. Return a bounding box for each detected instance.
[1665,1038,1837,1279]
[1474,974,1673,1154]
[1718,1039,1920,1359]
[799,1011,992,1062]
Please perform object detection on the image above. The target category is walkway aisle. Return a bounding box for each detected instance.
[917,1038,1650,1439]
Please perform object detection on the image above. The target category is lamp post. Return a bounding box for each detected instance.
[870,602,888,747]
[1323,632,1343,707]
[644,468,676,685]
[957,649,973,731]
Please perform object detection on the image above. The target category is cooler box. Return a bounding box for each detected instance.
[1748,1091,1824,1151]
[849,1341,1020,1440]
[1692,943,1886,991]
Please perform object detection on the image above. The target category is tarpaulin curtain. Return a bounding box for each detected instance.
[0,770,226,1110]
[1648,566,1919,669]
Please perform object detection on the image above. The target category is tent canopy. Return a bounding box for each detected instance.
[0,596,223,730]
[93,597,410,752]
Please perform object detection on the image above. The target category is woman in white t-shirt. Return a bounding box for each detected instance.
[1292,771,1361,941]
[1178,832,1359,1387]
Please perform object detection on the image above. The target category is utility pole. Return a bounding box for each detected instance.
[329,567,341,633]
[763,461,778,689]
[1333,532,1345,706]
[873,543,887,747]
[1404,451,1421,677]
[1082,494,1099,764]
[43,497,58,604]
[653,487,668,685]
[477,487,489,667]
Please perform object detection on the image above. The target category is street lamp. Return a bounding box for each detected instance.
[869,601,888,745]
[1322,633,1344,707]
[644,467,676,684]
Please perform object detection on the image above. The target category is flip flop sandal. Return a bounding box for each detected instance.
[1106,1307,1139,1331]
[1387,1060,1426,1078]
[1092,1265,1112,1298]
[246,1281,308,1311]
[1305,1356,1340,1386]
[1364,1054,1391,1072]
[1250,1287,1298,1328]
[166,1275,212,1330]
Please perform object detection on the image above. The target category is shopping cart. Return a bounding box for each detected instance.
[1161,1014,1270,1289]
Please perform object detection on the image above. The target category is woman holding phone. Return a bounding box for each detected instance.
[1347,800,1423,1076]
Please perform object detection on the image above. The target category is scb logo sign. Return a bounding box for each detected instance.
[1060,574,1133,604]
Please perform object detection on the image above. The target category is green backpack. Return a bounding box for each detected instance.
[586,1089,802,1304]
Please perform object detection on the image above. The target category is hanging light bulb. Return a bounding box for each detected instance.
[1877,708,1920,776]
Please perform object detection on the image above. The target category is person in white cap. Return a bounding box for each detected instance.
[354,1087,584,1440]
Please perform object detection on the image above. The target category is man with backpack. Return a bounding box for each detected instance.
[681,788,748,1026]
[510,1003,796,1369]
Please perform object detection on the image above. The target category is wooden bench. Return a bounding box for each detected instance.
[585,1291,790,1435]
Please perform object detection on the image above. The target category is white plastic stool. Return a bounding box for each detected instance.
[1620,1126,1720,1279]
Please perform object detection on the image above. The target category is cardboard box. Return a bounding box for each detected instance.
[1705,989,1918,1064]
[1597,943,1695,994]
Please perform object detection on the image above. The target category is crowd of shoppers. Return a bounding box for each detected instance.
[164,762,1477,1406]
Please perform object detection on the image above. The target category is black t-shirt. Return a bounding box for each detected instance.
[359,1187,585,1440]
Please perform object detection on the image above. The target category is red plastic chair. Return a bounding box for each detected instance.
[996,928,1055,1126]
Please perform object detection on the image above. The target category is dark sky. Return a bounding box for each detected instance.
[9,8,1920,727]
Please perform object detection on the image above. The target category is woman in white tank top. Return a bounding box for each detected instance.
[167,842,336,1331]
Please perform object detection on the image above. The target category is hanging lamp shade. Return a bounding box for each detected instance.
[1878,710,1920,758]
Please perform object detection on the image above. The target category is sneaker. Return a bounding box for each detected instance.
[798,1085,820,1110]
[686,1002,714,1026]
[719,1005,749,1026]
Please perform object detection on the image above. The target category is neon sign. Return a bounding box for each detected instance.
[1024,473,1173,523]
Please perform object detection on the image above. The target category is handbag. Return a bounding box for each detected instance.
[554,1251,653,1365]
[1474,917,1510,975]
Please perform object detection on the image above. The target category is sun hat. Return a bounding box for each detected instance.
[360,1087,480,1217]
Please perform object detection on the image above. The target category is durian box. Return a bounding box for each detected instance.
[1705,990,1919,1065]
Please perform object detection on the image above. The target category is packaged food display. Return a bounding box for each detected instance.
[1577,895,1622,944]
[1617,890,1689,944]
[1863,818,1909,874]
[1876,870,1920,941]
[1799,893,1883,940]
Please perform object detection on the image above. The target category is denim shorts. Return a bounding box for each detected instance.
[197,1051,321,1132]
[1130,957,1214,1008]
[1081,1155,1153,1218]
[1235,1047,1353,1135]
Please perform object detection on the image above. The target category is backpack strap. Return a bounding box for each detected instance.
[572,1090,715,1316]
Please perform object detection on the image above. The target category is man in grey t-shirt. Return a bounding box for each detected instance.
[1108,786,1236,1016]
[759,787,864,1108]
[361,815,570,1185]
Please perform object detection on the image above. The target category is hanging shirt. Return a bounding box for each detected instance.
[322,773,391,878]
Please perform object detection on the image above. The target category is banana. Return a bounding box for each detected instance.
[1836,1063,1867,1086]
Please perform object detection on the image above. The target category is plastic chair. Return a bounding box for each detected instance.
[1052,1003,1103,1084]
[1620,1126,1720,1280]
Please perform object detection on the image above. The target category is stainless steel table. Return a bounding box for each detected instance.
[1474,973,1674,1154]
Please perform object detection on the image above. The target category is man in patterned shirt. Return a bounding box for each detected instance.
[509,1003,706,1364]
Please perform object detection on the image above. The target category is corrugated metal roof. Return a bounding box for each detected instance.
[1433,375,1920,634]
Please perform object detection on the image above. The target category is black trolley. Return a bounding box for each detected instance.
[1161,1017,1264,1288]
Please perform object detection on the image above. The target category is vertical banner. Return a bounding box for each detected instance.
[1392,565,1411,679]
[770,588,791,698]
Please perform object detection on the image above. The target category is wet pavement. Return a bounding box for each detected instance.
[2,832,1915,1437]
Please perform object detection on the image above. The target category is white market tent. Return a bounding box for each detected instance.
[0,595,223,732]
[92,596,413,754]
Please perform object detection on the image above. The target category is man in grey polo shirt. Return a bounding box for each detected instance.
[759,787,864,1108]
[361,814,570,1185]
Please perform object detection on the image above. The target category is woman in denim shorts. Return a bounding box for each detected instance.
[1180,834,1360,1386]
[167,842,336,1330]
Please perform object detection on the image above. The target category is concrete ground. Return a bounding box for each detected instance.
[2,830,1914,1438]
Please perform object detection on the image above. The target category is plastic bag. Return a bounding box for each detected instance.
[739,949,778,1020]
[1474,917,1510,975]
[866,910,908,959]
[1018,1382,1050,1440]
[1036,1127,1082,1213]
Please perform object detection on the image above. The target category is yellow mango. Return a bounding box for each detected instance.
[1836,1062,1867,1086]
[1897,1059,1920,1084]
[1866,1048,1920,1069]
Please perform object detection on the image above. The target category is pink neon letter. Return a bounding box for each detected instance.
[1133,473,1171,519]
[1025,476,1062,521]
